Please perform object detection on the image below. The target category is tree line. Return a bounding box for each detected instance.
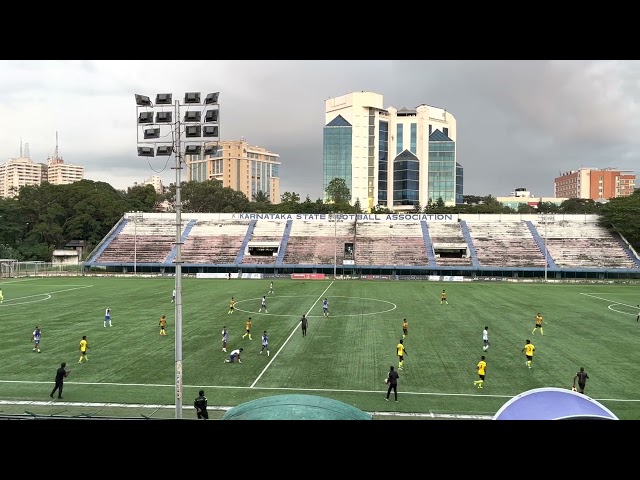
[0,177,638,261]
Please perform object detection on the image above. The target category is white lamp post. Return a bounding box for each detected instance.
[135,91,220,418]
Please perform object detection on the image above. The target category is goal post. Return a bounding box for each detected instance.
[0,259,17,278]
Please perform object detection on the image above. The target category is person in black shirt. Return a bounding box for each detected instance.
[385,365,399,402]
[573,367,589,394]
[194,390,208,419]
[300,314,308,336]
[49,362,69,399]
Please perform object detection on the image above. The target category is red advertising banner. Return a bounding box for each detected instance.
[290,273,326,280]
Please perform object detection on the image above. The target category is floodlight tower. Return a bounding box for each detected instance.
[135,91,220,419]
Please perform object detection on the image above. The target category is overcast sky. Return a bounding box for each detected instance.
[1,60,638,200]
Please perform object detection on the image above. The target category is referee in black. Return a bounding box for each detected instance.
[385,365,399,402]
[194,389,209,419]
[49,362,69,399]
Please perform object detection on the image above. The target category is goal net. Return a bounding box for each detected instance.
[0,259,17,278]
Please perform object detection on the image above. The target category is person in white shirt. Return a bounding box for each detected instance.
[104,307,112,327]
[224,348,243,363]
[171,289,176,304]
[482,326,489,351]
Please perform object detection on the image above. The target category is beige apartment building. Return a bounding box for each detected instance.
[0,156,84,198]
[45,158,84,186]
[186,140,281,203]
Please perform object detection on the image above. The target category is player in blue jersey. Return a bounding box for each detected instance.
[323,298,329,317]
[32,326,42,353]
[260,331,270,356]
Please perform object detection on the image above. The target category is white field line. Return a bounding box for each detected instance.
[249,282,334,388]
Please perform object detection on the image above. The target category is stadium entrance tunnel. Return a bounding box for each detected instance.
[493,387,619,420]
[221,394,372,420]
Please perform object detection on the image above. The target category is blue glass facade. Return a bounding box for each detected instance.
[410,123,417,154]
[378,121,388,204]
[428,130,456,205]
[251,160,272,199]
[396,124,404,154]
[456,163,464,204]
[323,115,353,199]
[393,150,420,206]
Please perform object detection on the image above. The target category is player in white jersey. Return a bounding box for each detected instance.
[224,348,243,363]
[323,298,329,317]
[172,289,176,304]
[32,326,42,353]
[258,296,268,313]
[482,326,489,351]
[268,281,274,295]
[221,326,229,352]
[260,331,270,356]
[104,307,112,327]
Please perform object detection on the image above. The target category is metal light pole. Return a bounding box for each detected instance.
[136,92,220,418]
[132,211,143,275]
[539,214,552,282]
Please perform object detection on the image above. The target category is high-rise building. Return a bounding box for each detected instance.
[133,175,164,194]
[186,139,281,204]
[45,157,84,186]
[323,91,462,211]
[0,157,46,198]
[554,167,636,200]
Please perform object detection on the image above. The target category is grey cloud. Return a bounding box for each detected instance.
[1,60,638,200]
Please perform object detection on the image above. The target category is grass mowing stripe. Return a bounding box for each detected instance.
[580,292,639,310]
[249,281,334,388]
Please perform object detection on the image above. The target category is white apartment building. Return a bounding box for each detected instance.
[323,91,462,210]
[132,175,164,194]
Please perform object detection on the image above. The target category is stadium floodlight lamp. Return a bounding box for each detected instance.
[205,92,219,104]
[185,125,201,138]
[135,94,152,107]
[143,128,161,139]
[203,125,218,137]
[156,145,174,156]
[185,145,201,155]
[204,145,218,156]
[137,146,155,157]
[155,93,172,105]
[184,92,201,104]
[205,109,218,123]
[184,111,201,123]
[156,111,173,124]
[138,111,154,124]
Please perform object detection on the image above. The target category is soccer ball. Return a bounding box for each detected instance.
[384,378,389,384]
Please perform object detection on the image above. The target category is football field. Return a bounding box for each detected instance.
[0,276,639,419]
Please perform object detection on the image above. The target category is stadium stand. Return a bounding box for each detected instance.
[95,219,177,263]
[240,220,287,265]
[181,220,251,264]
[427,222,473,267]
[531,219,638,269]
[282,220,354,265]
[355,222,427,266]
[465,221,547,268]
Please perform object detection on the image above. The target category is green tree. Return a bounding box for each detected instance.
[325,177,351,204]
[559,198,600,214]
[598,190,640,250]
[125,184,159,212]
[517,203,537,214]
[168,180,250,213]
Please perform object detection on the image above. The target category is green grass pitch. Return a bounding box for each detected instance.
[0,276,639,419]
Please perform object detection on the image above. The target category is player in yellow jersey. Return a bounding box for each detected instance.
[440,289,448,305]
[0,287,4,304]
[78,335,89,363]
[396,339,407,370]
[159,315,167,335]
[402,319,408,339]
[522,339,535,368]
[242,317,252,340]
[228,297,235,315]
[532,313,544,335]
[473,355,487,389]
